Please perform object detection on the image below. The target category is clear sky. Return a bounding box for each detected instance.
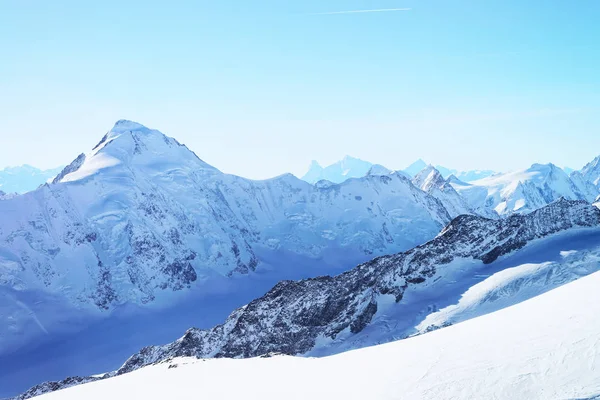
[1,0,599,178]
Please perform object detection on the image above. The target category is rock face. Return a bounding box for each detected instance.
[14,199,600,399]
[0,120,453,353]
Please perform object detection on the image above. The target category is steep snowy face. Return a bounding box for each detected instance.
[451,163,597,216]
[0,165,63,194]
[581,155,600,189]
[0,121,452,354]
[300,156,373,184]
[412,166,473,218]
[86,199,600,376]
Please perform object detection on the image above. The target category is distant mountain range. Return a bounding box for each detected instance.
[301,156,596,217]
[0,165,63,194]
[301,156,579,187]
[449,163,598,216]
[301,157,498,184]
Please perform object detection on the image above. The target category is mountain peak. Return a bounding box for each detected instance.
[54,121,218,184]
[413,165,445,191]
[111,119,148,133]
[308,160,322,169]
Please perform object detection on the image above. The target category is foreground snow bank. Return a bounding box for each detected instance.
[37,270,600,400]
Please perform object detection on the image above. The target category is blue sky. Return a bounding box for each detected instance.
[1,0,599,178]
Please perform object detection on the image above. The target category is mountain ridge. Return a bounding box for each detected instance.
[0,120,453,359]
[13,199,600,399]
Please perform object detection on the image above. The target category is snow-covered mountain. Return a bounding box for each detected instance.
[412,166,473,218]
[14,199,600,399]
[0,165,63,194]
[450,163,598,216]
[24,268,600,400]
[0,120,453,358]
[300,156,373,184]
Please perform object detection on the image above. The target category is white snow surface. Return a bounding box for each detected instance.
[36,269,600,400]
[415,246,600,334]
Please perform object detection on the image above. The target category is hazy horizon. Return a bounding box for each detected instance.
[2,1,599,178]
[1,118,590,179]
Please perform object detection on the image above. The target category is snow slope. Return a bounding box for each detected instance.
[0,121,451,358]
[34,269,600,400]
[0,165,63,194]
[415,246,600,334]
[450,163,598,216]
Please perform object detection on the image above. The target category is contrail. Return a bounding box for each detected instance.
[312,8,411,15]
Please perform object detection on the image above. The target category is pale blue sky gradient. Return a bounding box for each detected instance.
[1,0,599,178]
